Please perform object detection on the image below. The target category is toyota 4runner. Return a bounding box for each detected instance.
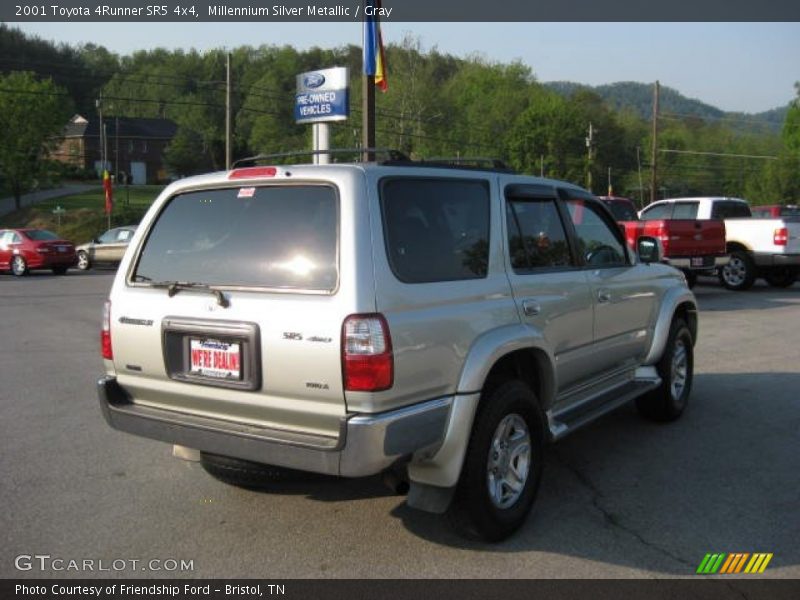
[97,154,698,541]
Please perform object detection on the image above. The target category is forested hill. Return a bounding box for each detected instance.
[545,81,789,133]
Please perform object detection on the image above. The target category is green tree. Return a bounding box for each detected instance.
[0,71,73,208]
[506,92,585,182]
[782,82,800,154]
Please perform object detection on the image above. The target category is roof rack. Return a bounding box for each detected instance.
[423,157,514,171]
[232,149,517,174]
[382,156,517,173]
[232,148,409,168]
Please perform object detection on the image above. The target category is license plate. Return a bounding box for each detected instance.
[691,257,705,267]
[57,246,67,253]
[189,338,241,380]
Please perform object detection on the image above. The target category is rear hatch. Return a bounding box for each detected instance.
[108,178,357,442]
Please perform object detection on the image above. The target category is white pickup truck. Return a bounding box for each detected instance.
[640,197,800,290]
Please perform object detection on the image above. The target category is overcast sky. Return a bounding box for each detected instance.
[11,22,800,114]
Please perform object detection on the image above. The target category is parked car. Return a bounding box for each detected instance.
[0,228,76,276]
[76,226,137,270]
[640,197,800,290]
[98,156,697,541]
[751,204,800,219]
[600,196,728,288]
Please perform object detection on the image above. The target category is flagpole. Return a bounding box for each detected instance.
[362,72,375,162]
[362,0,376,162]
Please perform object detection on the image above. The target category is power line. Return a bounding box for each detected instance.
[659,148,779,160]
[660,111,788,126]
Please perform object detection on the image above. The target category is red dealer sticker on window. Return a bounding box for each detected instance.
[189,338,242,379]
[238,187,256,198]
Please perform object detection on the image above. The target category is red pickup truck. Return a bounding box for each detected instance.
[599,196,728,287]
[751,205,800,218]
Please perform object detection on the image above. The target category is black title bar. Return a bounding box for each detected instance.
[4,0,800,22]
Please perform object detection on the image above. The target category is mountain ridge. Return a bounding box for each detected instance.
[543,81,788,133]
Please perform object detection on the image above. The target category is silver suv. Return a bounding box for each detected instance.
[97,156,697,541]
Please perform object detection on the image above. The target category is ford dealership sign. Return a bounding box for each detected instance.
[295,67,349,124]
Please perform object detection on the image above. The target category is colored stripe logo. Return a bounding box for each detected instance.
[696,553,773,574]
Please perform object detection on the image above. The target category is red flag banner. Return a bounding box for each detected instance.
[103,170,113,215]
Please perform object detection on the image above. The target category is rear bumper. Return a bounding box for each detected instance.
[25,253,77,269]
[752,253,800,267]
[97,376,451,477]
[664,255,729,270]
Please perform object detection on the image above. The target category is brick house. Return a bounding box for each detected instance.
[55,115,178,184]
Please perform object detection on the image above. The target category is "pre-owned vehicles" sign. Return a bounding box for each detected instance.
[295,67,349,124]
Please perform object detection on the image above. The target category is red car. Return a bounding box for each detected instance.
[0,228,77,276]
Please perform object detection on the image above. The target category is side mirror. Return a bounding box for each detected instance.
[637,236,662,264]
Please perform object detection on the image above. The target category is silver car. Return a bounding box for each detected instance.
[97,158,697,541]
[76,226,137,270]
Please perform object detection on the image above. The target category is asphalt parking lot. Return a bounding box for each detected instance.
[0,271,798,579]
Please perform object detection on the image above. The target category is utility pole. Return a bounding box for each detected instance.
[114,117,119,183]
[96,97,104,176]
[540,155,544,177]
[225,52,232,170]
[650,80,660,203]
[607,166,612,196]
[636,146,644,208]
[585,122,596,193]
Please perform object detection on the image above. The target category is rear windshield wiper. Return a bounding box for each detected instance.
[145,280,230,308]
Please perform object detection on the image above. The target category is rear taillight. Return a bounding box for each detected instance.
[342,314,393,392]
[654,224,670,253]
[774,227,788,246]
[101,300,113,360]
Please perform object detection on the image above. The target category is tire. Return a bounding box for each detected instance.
[52,266,68,275]
[11,255,27,277]
[199,452,314,490]
[636,318,694,422]
[719,250,756,291]
[76,251,91,271]
[447,380,544,542]
[763,267,797,288]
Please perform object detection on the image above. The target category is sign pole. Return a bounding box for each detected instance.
[313,123,330,165]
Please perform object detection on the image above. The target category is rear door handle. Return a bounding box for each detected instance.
[521,299,541,316]
[596,289,612,303]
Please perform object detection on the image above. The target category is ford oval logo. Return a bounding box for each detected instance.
[304,73,325,89]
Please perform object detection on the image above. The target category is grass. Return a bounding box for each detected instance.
[0,185,165,243]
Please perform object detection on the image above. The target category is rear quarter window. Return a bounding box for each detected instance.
[711,201,751,219]
[380,178,490,283]
[133,185,338,291]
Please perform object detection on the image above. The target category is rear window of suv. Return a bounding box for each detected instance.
[133,185,338,291]
[380,178,490,283]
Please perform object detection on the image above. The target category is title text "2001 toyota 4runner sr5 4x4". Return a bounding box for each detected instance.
[98,153,698,541]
